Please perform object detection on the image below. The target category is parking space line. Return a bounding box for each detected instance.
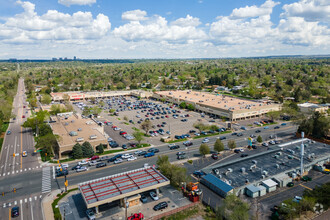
[299,184,313,191]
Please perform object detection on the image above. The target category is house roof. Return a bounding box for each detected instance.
[246,184,260,193]
[202,174,233,193]
[262,179,277,188]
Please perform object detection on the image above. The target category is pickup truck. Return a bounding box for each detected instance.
[144,152,155,158]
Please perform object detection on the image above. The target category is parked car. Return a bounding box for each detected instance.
[127,213,144,220]
[150,191,159,200]
[262,142,269,147]
[86,209,95,220]
[153,201,168,211]
[7,130,11,135]
[96,162,107,168]
[138,151,147,156]
[255,129,261,133]
[140,194,147,203]
[219,136,226,140]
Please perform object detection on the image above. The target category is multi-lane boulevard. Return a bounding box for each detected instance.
[0,78,43,220]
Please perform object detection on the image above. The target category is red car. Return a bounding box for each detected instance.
[22,115,25,118]
[120,131,127,135]
[90,155,99,160]
[127,213,144,220]
[112,125,117,128]
[211,153,218,160]
[23,106,26,108]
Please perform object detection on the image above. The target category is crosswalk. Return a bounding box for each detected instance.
[2,195,42,208]
[0,165,42,177]
[41,166,51,193]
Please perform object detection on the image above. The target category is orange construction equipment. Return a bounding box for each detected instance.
[186,182,198,191]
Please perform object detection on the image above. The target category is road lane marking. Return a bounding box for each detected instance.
[9,208,11,220]
[52,166,55,179]
[29,198,32,202]
[13,136,17,172]
[20,126,22,169]
[34,196,37,200]
[3,203,6,208]
[24,198,27,203]
[4,144,11,171]
[20,200,22,204]
[8,202,11,207]
[300,184,313,191]
[30,199,34,220]
[14,201,17,205]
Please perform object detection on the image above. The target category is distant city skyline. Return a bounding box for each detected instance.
[0,0,329,59]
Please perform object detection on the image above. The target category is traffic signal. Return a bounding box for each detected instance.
[45,153,47,156]
[13,188,16,193]
[64,180,68,187]
[2,192,4,196]
[13,153,15,157]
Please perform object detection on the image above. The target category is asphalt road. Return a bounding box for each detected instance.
[0,78,43,220]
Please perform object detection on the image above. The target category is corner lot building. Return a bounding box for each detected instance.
[153,90,281,121]
[49,112,108,159]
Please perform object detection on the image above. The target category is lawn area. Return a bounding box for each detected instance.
[167,138,188,144]
[52,188,78,220]
[162,203,215,220]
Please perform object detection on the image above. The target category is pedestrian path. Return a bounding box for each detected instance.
[0,165,42,177]
[41,166,51,193]
[2,194,43,208]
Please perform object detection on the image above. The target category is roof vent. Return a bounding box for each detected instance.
[252,160,257,164]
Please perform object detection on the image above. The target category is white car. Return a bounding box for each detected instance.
[78,160,89,165]
[114,158,123,164]
[22,151,27,157]
[89,161,98,166]
[127,156,137,161]
[149,191,159,201]
[134,150,142,155]
[202,138,209,143]
[122,154,133,159]
[114,127,121,131]
[76,166,88,172]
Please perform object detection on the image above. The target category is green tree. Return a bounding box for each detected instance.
[228,140,236,150]
[187,104,195,111]
[267,111,281,121]
[194,122,208,133]
[81,142,94,158]
[216,194,250,220]
[109,109,115,114]
[214,139,225,153]
[96,144,104,154]
[199,144,210,157]
[72,143,83,159]
[140,120,152,135]
[41,94,52,104]
[133,131,144,145]
[179,102,186,109]
[38,124,52,136]
[257,135,263,143]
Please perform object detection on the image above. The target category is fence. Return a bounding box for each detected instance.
[148,202,197,220]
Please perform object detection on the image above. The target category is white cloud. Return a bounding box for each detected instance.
[230,0,279,19]
[58,0,96,7]
[281,0,330,22]
[0,1,110,44]
[122,9,147,21]
[171,15,201,27]
[114,13,206,43]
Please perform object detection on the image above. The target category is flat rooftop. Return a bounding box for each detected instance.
[79,167,170,208]
[156,90,278,112]
[204,140,330,188]
[49,113,106,149]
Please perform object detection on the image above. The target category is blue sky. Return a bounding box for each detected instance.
[0,0,329,59]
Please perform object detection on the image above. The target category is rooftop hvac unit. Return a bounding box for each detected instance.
[275,164,280,169]
[241,167,246,173]
[274,155,279,159]
[89,135,97,140]
[214,169,219,175]
[252,160,257,164]
[227,168,233,172]
[261,175,266,179]
[245,179,249,184]
[250,164,256,171]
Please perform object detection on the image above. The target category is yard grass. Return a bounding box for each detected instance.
[167,138,188,144]
[132,127,140,132]
[161,203,215,220]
